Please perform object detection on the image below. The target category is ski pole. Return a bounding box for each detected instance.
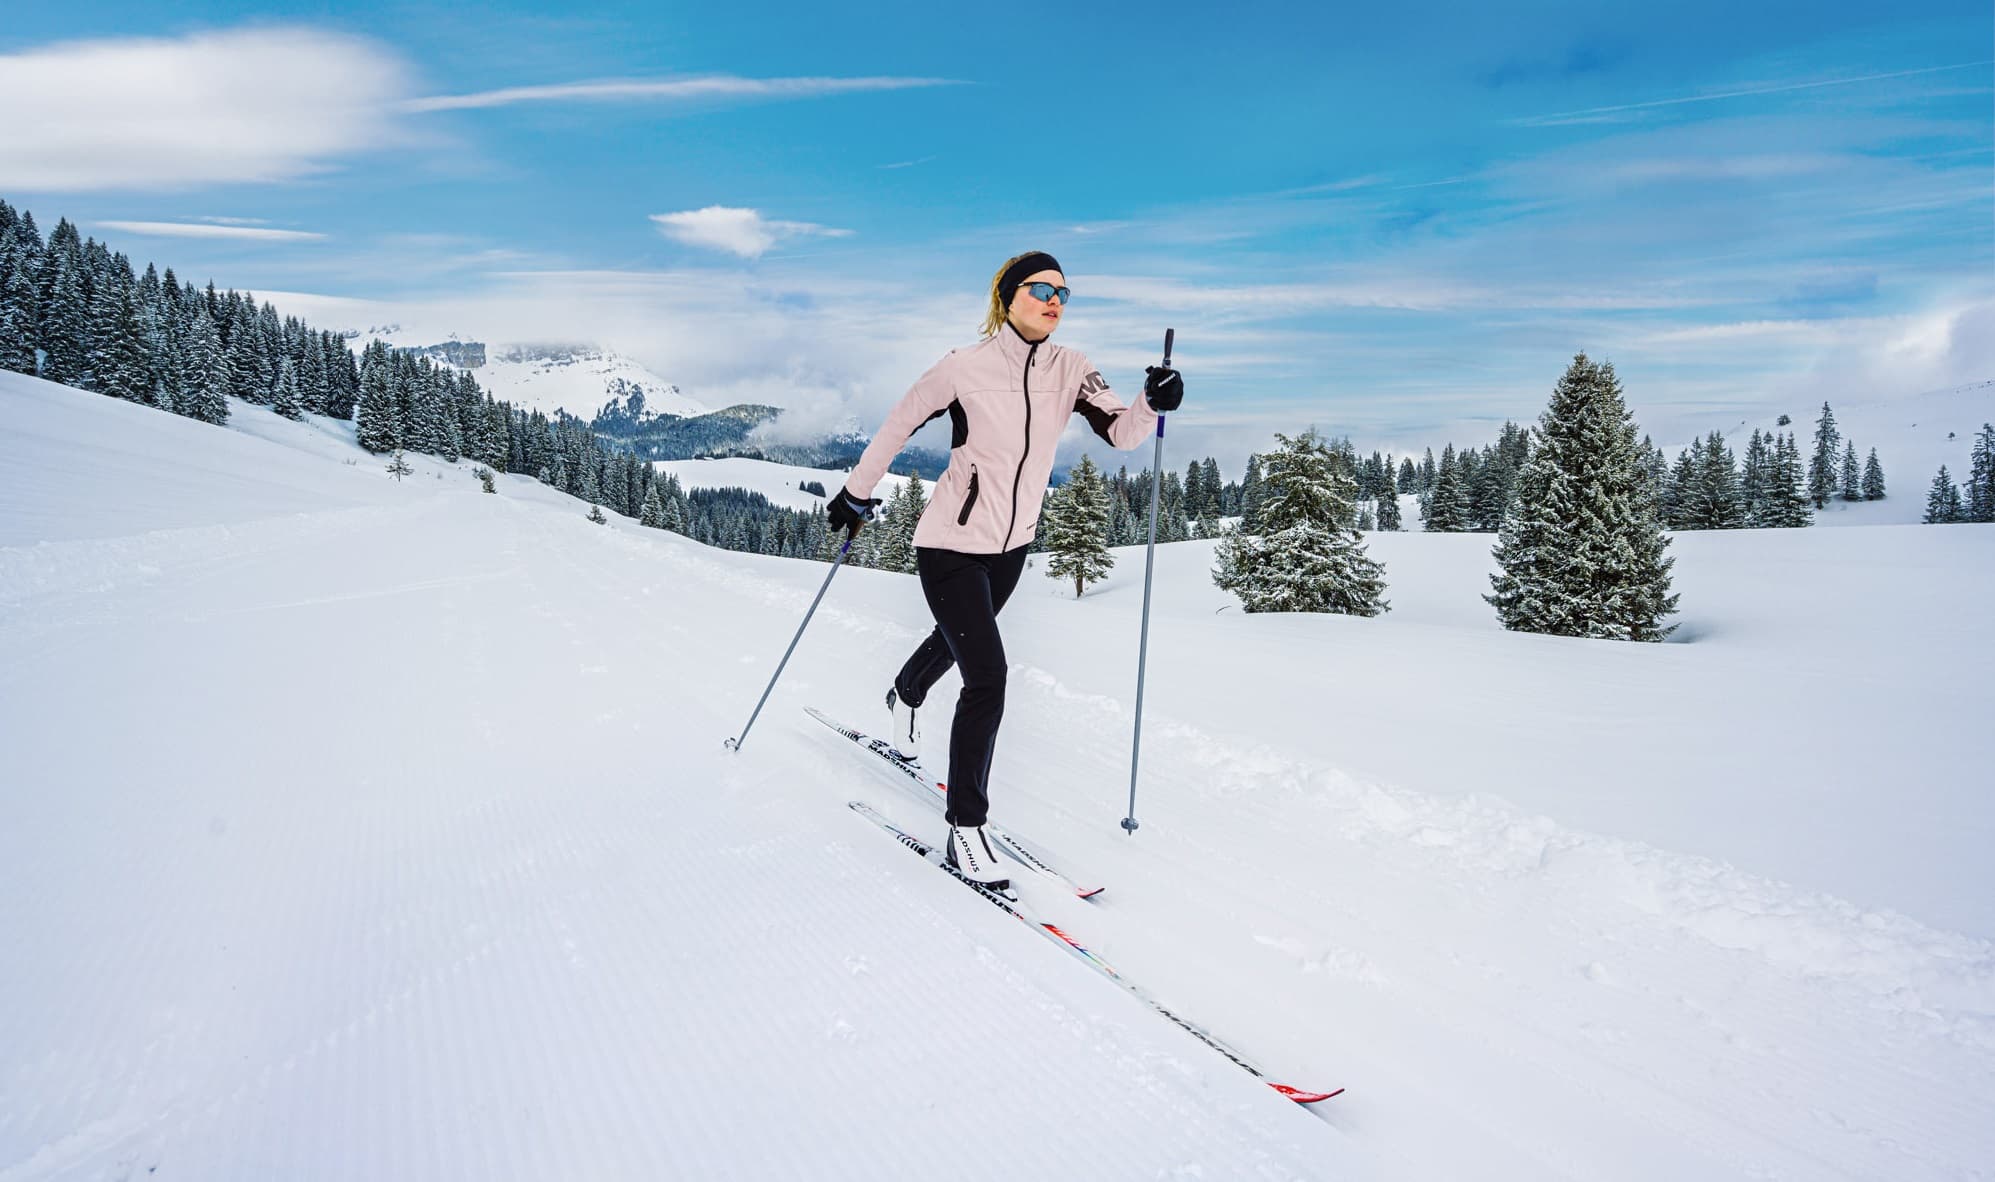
[724,523,863,754]
[1122,327,1172,835]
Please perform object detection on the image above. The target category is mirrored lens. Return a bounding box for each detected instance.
[1025,282,1070,303]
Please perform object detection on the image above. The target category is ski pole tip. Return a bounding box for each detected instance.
[1120,816,1140,835]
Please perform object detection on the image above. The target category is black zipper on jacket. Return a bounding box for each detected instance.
[1002,341,1037,550]
[957,464,980,526]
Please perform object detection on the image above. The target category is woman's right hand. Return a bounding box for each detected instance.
[827,487,881,537]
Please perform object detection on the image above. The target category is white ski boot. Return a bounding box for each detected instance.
[885,687,921,764]
[945,824,1009,889]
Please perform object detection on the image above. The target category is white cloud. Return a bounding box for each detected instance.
[649,207,854,259]
[0,28,416,192]
[97,220,327,242]
[404,74,961,113]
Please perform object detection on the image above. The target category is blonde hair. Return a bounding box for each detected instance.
[981,252,1042,339]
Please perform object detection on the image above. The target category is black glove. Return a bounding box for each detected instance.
[827,486,881,537]
[1144,365,1184,413]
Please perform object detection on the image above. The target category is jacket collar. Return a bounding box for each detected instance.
[994,318,1047,367]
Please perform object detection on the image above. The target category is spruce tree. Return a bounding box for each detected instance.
[1924,466,1962,524]
[1808,401,1840,509]
[1424,444,1470,531]
[1486,354,1677,641]
[1239,454,1266,531]
[0,254,37,375]
[176,310,231,424]
[1376,465,1402,532]
[272,357,303,420]
[1043,455,1115,597]
[38,256,90,387]
[1965,424,1995,523]
[355,344,400,453]
[1741,430,1771,526]
[1861,448,1886,502]
[1839,440,1861,502]
[1397,456,1417,494]
[1212,430,1388,616]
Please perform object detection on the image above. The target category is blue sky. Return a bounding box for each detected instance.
[4,1,1990,467]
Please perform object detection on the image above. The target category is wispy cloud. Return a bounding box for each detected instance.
[404,74,964,113]
[0,28,417,191]
[878,156,938,170]
[1513,60,1994,128]
[97,220,327,242]
[650,207,854,259]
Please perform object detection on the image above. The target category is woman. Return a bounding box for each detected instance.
[828,251,1185,886]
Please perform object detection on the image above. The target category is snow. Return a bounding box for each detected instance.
[355,329,707,421]
[1662,378,1995,527]
[653,455,913,510]
[3,370,1993,1180]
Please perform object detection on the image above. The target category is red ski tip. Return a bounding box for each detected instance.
[1076,885,1106,900]
[1271,1083,1343,1104]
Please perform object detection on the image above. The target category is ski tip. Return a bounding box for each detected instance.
[1076,885,1107,900]
[1271,1083,1343,1104]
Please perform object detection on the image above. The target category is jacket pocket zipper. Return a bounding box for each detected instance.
[957,465,980,526]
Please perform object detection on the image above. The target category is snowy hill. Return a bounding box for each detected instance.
[356,328,706,421]
[1663,377,1995,526]
[3,370,1992,1179]
[653,455,916,511]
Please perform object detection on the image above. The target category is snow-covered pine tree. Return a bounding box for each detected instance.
[1043,454,1114,597]
[1212,429,1388,616]
[38,255,90,388]
[877,476,925,573]
[640,483,665,528]
[1965,424,1995,523]
[1397,456,1417,494]
[588,503,608,525]
[1808,401,1840,509]
[1770,433,1812,527]
[1485,353,1677,640]
[1423,444,1471,531]
[1741,429,1771,526]
[1376,458,1403,531]
[177,309,232,425]
[355,343,400,452]
[1239,454,1266,531]
[385,449,413,481]
[1861,448,1886,502]
[1839,440,1862,502]
[1691,431,1742,529]
[1924,466,1963,523]
[0,228,39,375]
[272,357,303,421]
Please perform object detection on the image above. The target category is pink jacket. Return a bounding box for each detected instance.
[848,321,1160,554]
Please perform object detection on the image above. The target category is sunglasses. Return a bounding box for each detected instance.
[1019,281,1071,304]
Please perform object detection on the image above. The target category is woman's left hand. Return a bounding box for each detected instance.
[1144,365,1184,413]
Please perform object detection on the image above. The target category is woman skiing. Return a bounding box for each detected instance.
[827,251,1184,887]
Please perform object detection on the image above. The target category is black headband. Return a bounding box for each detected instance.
[998,252,1064,309]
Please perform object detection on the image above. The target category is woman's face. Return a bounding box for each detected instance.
[1007,269,1066,339]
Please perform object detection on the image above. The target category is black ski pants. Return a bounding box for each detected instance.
[893,544,1029,828]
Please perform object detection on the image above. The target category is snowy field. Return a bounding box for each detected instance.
[651,455,913,512]
[3,372,1992,1181]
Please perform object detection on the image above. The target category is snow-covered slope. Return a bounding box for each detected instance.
[358,330,706,421]
[1663,377,1995,526]
[653,456,914,511]
[4,371,1992,1180]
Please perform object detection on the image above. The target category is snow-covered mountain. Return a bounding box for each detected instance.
[356,327,706,421]
[4,370,1992,1179]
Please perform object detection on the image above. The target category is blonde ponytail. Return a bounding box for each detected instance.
[980,252,1035,339]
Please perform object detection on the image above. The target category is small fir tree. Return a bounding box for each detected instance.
[385,449,413,481]
[1861,449,1885,502]
[1965,424,1995,523]
[1212,430,1388,616]
[1839,440,1862,502]
[1924,466,1963,523]
[1808,401,1841,509]
[1043,455,1115,597]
